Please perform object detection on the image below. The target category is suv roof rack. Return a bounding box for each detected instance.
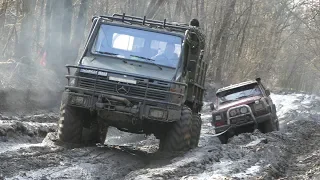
[97,13,190,33]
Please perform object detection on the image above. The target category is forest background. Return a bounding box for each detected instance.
[0,0,319,94]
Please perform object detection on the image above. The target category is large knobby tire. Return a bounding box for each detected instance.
[58,95,83,144]
[82,121,108,145]
[159,106,192,152]
[190,114,202,148]
[274,114,280,131]
[58,94,104,145]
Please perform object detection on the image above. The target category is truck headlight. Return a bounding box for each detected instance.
[240,107,248,114]
[71,96,84,105]
[149,109,167,119]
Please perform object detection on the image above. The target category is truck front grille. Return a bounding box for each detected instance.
[77,75,169,101]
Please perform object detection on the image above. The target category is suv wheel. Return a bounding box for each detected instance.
[218,133,228,144]
[58,94,83,144]
[259,117,277,133]
[159,106,192,151]
[190,114,202,148]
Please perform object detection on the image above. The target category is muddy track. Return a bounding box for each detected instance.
[0,114,161,180]
[0,93,319,180]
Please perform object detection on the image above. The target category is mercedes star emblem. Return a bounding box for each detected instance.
[116,84,130,94]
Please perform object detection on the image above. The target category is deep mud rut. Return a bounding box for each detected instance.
[0,93,319,180]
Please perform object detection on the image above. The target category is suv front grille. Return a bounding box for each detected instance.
[77,74,169,101]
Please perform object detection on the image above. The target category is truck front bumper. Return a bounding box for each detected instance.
[64,91,181,122]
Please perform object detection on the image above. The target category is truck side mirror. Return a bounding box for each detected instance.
[210,103,215,110]
[265,89,270,96]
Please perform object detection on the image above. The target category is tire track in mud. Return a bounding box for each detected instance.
[2,143,148,180]
[281,129,320,180]
[275,94,320,179]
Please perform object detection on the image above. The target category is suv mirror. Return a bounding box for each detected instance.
[265,89,270,96]
[210,103,215,110]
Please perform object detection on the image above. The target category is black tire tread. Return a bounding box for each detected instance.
[190,114,202,148]
[218,134,228,144]
[260,117,276,133]
[160,106,192,151]
[58,95,83,144]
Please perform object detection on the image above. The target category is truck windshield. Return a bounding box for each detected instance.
[92,24,183,68]
[217,84,262,105]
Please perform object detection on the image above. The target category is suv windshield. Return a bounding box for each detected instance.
[217,83,262,105]
[92,24,182,68]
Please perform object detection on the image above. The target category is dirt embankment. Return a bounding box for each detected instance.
[0,61,63,114]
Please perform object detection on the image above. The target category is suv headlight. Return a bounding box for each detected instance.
[215,115,222,121]
[240,107,248,114]
[229,109,237,117]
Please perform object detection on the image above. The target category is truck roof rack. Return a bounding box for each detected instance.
[97,13,190,33]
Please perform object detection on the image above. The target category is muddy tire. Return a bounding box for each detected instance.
[259,117,277,133]
[82,121,108,145]
[276,120,279,131]
[218,133,228,144]
[58,95,83,144]
[274,114,280,131]
[159,106,192,151]
[190,114,202,148]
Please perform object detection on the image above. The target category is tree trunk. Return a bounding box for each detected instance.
[174,0,182,21]
[70,0,89,63]
[61,0,73,64]
[35,0,44,53]
[145,0,166,18]
[47,0,63,72]
[44,0,52,63]
[16,0,36,59]
[210,0,236,63]
[208,0,237,78]
[215,33,229,82]
[0,0,8,44]
[199,0,205,29]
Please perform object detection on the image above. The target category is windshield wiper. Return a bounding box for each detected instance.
[95,51,119,56]
[130,55,155,61]
[130,55,162,70]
